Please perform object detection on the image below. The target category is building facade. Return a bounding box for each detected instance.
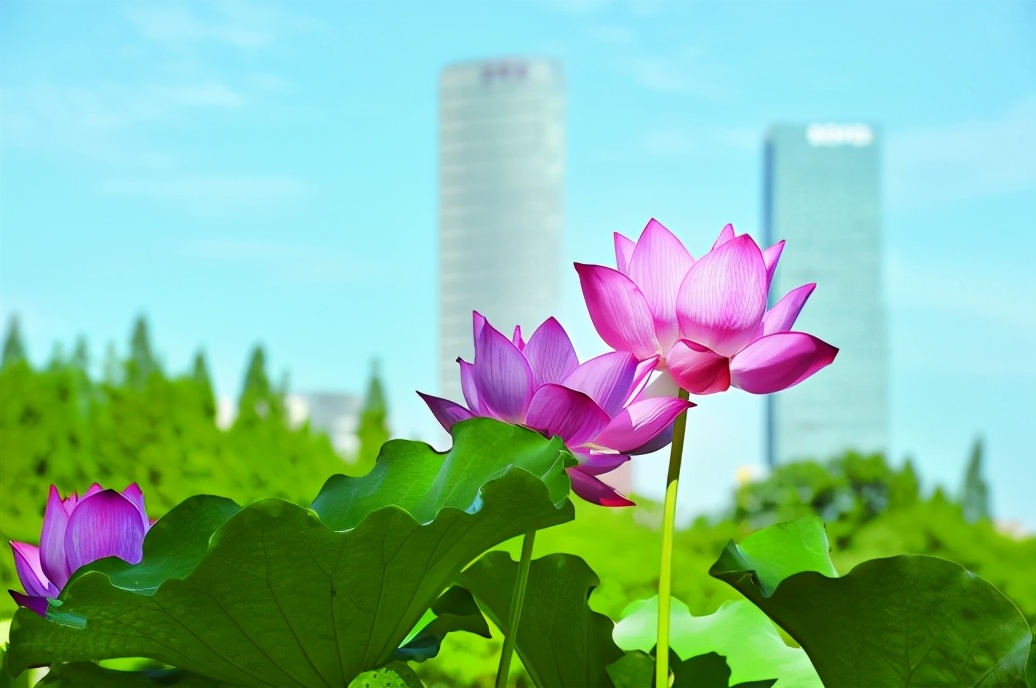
[764,123,888,466]
[438,57,565,402]
[285,392,362,458]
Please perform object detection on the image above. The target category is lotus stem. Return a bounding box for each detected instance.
[656,387,691,688]
[496,530,536,688]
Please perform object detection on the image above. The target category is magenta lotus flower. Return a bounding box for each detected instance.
[419,312,693,506]
[575,219,838,396]
[8,483,152,616]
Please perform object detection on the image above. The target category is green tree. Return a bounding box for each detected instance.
[0,322,351,618]
[46,342,66,371]
[102,341,121,385]
[961,436,991,523]
[356,359,389,468]
[191,349,217,420]
[125,316,158,387]
[1,315,27,369]
[889,457,921,509]
[70,336,90,371]
[235,345,283,425]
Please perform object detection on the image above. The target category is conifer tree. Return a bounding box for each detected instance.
[103,341,122,385]
[126,315,158,386]
[236,345,282,424]
[961,436,992,523]
[1,315,27,369]
[70,336,90,371]
[356,359,390,468]
[192,349,217,420]
[47,342,66,371]
[890,456,921,509]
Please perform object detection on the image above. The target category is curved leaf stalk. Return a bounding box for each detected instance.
[656,388,691,687]
[496,530,536,688]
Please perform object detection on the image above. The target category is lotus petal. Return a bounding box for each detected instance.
[712,223,736,249]
[593,396,692,454]
[10,542,56,599]
[730,332,838,394]
[40,485,73,589]
[575,263,660,360]
[472,323,534,423]
[763,240,785,290]
[418,392,474,432]
[63,491,148,574]
[640,370,680,400]
[626,358,658,405]
[568,468,635,507]
[562,351,640,417]
[472,311,487,341]
[666,340,731,395]
[120,483,150,531]
[9,590,48,616]
[676,234,767,357]
[627,423,674,455]
[458,359,482,414]
[511,325,525,350]
[576,453,630,476]
[628,219,694,350]
[525,317,579,386]
[614,232,636,274]
[763,283,816,336]
[525,384,611,449]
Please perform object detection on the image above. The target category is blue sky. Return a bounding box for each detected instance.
[2,1,1034,526]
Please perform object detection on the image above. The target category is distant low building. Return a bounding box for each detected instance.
[286,392,362,458]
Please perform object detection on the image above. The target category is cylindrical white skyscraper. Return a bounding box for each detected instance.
[438,58,565,400]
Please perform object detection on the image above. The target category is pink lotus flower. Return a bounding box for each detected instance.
[8,483,152,616]
[420,312,693,506]
[575,219,838,396]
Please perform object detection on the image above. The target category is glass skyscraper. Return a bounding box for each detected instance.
[764,123,888,466]
[438,58,565,401]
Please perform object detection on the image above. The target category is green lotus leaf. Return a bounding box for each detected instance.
[612,596,818,687]
[392,586,490,662]
[670,650,729,688]
[710,517,1035,687]
[459,552,624,688]
[604,649,779,688]
[7,419,574,685]
[606,651,654,688]
[347,662,423,688]
[36,662,225,687]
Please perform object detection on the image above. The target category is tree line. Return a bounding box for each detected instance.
[0,314,388,618]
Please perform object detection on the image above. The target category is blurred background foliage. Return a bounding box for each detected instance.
[0,315,383,618]
[1,316,1032,686]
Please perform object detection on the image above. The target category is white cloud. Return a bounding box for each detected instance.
[627,52,737,101]
[886,99,1036,210]
[168,83,245,107]
[629,56,687,93]
[123,5,272,49]
[588,25,635,46]
[640,129,696,157]
[248,73,289,93]
[639,125,758,158]
[1,81,244,152]
[539,0,613,14]
[886,250,1036,375]
[96,176,312,203]
[184,238,375,286]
